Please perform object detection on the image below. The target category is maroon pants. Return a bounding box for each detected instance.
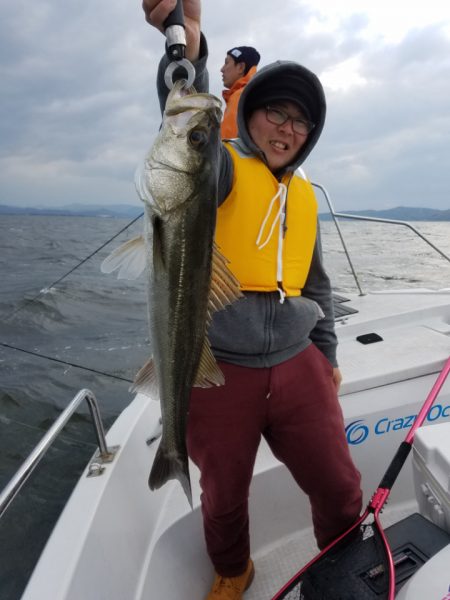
[187,344,362,577]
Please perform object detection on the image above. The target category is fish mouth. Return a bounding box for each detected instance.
[167,98,222,116]
[148,158,194,175]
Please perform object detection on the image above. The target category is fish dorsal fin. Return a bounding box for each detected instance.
[207,243,243,324]
[100,235,146,280]
[194,340,225,387]
[193,247,241,388]
[130,357,159,399]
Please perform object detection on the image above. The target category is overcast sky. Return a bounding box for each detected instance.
[1,0,450,211]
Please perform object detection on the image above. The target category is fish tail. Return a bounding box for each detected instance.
[149,445,192,508]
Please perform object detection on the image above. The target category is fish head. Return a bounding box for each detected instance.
[137,81,223,216]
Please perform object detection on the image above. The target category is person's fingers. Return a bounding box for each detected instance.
[143,0,177,31]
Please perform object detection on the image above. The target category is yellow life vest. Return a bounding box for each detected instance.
[215,141,318,297]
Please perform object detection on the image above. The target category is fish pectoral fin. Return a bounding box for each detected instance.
[207,244,243,319]
[100,235,146,280]
[194,340,225,387]
[130,357,159,399]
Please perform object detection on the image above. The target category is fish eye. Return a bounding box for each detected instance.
[189,128,208,148]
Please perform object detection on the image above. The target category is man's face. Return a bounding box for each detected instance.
[221,56,245,89]
[248,101,309,171]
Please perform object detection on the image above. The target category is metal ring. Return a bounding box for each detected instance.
[164,58,196,89]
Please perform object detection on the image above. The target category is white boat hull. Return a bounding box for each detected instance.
[20,289,450,599]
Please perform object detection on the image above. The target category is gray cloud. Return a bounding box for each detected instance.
[303,23,450,209]
[1,1,449,210]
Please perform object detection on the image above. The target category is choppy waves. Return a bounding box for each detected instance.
[0,214,449,600]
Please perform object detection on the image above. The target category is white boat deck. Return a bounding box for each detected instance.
[247,526,318,599]
[246,502,417,600]
[18,288,450,600]
[336,289,450,395]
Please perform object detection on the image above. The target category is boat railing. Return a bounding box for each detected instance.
[312,182,450,296]
[0,388,119,520]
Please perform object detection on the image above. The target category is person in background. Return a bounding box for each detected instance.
[142,1,363,599]
[220,46,260,138]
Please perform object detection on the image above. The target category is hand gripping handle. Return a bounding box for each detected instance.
[163,0,195,88]
[164,0,186,62]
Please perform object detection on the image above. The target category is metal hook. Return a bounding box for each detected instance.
[163,1,196,89]
[164,58,196,89]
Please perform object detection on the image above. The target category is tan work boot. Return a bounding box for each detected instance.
[205,559,255,599]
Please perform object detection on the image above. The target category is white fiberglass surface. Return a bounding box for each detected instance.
[245,501,417,600]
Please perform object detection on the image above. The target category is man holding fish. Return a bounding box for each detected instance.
[141,1,363,597]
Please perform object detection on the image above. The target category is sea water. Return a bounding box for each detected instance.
[0,214,449,599]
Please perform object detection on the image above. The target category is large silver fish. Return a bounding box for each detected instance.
[101,81,242,506]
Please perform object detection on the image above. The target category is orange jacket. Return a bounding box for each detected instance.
[221,66,257,139]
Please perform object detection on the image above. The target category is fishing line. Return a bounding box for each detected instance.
[1,415,99,450]
[4,212,144,321]
[0,342,134,384]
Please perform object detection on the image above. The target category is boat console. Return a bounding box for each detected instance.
[396,421,450,598]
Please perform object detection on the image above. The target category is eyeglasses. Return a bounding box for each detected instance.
[265,106,315,136]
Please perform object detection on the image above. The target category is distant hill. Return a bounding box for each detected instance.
[0,203,143,218]
[1,203,449,221]
[319,206,450,221]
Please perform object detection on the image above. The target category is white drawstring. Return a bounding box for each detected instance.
[256,183,288,250]
[277,287,286,303]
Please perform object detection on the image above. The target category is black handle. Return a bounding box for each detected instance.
[379,441,412,489]
[163,0,185,30]
[164,0,186,62]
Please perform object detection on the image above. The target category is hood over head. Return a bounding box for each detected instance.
[237,61,326,172]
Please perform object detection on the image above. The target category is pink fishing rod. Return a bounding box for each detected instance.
[273,356,450,600]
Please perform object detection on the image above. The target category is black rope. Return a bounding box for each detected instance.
[4,212,144,321]
[1,213,144,384]
[0,342,134,384]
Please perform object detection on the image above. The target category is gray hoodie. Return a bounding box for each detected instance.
[156,35,338,368]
